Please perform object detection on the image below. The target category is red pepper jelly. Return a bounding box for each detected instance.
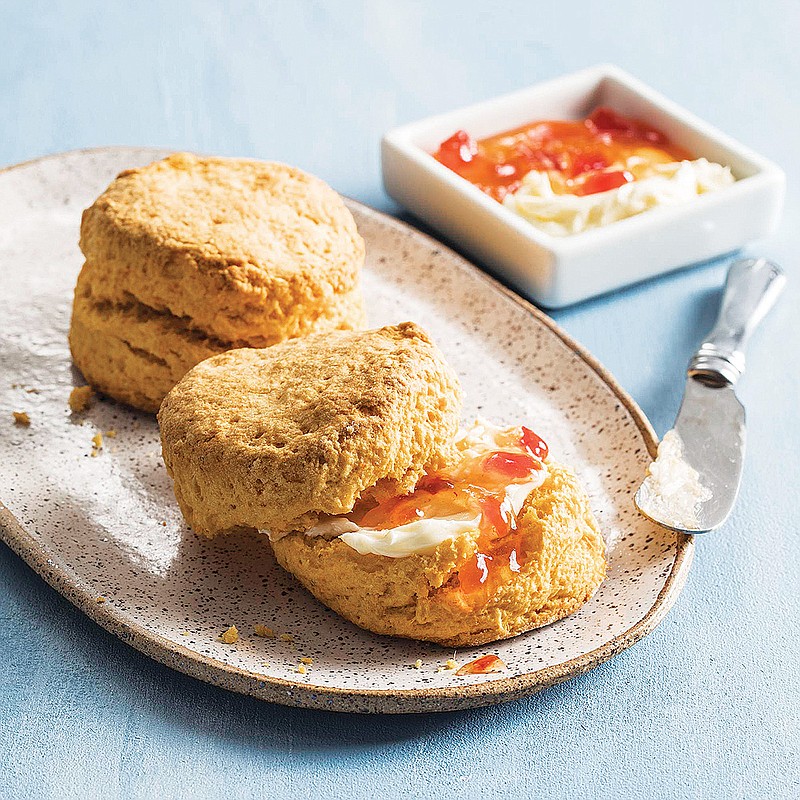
[433,107,690,202]
[455,654,507,676]
[346,424,550,604]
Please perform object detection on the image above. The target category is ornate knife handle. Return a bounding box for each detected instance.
[688,257,786,386]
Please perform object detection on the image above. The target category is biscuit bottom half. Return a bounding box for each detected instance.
[271,463,606,647]
[69,274,366,413]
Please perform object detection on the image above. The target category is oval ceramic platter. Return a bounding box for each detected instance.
[0,147,692,714]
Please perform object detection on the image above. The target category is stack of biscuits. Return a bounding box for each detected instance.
[71,153,606,647]
[70,153,365,412]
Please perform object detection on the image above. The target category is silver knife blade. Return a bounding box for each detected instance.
[635,257,785,534]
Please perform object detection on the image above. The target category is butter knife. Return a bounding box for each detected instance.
[635,257,785,533]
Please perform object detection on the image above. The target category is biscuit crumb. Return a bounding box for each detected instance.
[445,659,458,671]
[180,631,189,636]
[296,664,307,675]
[299,656,313,665]
[261,662,270,668]
[105,429,117,438]
[12,411,30,427]
[254,624,275,638]
[69,386,95,413]
[91,431,103,455]
[413,659,423,669]
[220,625,239,644]
[279,633,294,643]
[95,595,106,604]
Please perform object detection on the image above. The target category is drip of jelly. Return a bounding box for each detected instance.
[433,107,690,202]
[346,427,550,603]
[456,654,507,676]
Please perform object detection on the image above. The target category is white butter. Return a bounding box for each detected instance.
[338,513,481,558]
[504,158,734,237]
[265,517,359,544]
[453,418,511,458]
[638,429,712,530]
[500,481,538,523]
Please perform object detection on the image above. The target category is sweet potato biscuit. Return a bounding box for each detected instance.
[79,153,365,344]
[271,463,606,647]
[70,153,366,411]
[158,322,462,537]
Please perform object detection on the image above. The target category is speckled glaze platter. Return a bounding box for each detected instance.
[0,147,692,713]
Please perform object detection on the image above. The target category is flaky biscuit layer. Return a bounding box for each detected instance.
[69,261,365,412]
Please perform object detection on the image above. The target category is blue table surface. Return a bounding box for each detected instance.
[2,2,798,798]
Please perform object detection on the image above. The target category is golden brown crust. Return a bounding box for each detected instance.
[79,153,365,345]
[158,322,463,537]
[70,153,366,412]
[271,463,607,647]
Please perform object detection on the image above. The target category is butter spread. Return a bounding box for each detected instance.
[504,158,734,237]
[338,512,482,558]
[637,429,712,530]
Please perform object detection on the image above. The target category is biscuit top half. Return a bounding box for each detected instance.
[158,322,463,537]
[79,153,365,344]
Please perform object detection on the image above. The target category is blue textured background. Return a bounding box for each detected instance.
[1,2,798,798]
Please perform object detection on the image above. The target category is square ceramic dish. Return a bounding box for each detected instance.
[381,64,785,307]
